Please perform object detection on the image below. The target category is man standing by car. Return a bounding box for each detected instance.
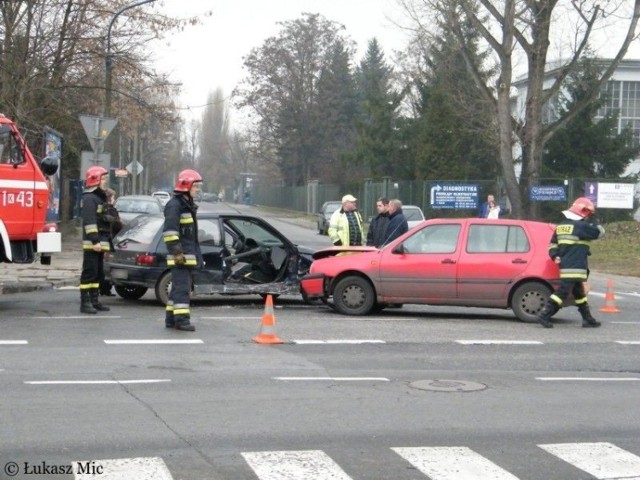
[162,169,203,332]
[383,199,409,245]
[536,197,605,328]
[366,197,390,247]
[328,194,364,247]
[80,166,112,314]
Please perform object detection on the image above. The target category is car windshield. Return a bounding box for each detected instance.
[404,207,424,222]
[324,203,340,215]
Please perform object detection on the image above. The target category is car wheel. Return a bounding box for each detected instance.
[511,282,551,323]
[155,271,172,306]
[114,285,147,300]
[333,276,375,315]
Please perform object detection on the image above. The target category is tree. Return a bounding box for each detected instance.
[234,13,353,186]
[399,0,640,218]
[198,88,231,192]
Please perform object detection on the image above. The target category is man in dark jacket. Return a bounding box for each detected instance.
[366,197,389,247]
[537,197,605,328]
[162,169,203,332]
[80,166,112,314]
[383,199,408,245]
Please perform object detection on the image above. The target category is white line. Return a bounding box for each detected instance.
[104,339,203,344]
[393,446,519,480]
[73,456,173,479]
[200,316,261,320]
[539,442,640,479]
[611,321,640,324]
[536,377,640,381]
[273,377,389,381]
[25,379,171,385]
[0,340,28,345]
[33,316,120,319]
[242,450,353,480]
[456,340,543,345]
[292,339,386,344]
[616,341,640,345]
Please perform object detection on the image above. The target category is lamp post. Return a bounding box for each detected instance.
[104,0,156,117]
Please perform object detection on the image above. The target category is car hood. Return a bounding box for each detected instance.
[311,245,379,260]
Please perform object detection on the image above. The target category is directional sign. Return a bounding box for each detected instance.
[79,115,118,152]
[80,151,110,179]
[126,160,144,175]
[430,183,479,209]
[585,182,635,209]
[530,185,567,202]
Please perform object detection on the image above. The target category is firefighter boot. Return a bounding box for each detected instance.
[174,314,195,332]
[89,289,110,312]
[80,290,97,314]
[537,301,559,328]
[578,303,601,328]
[165,310,175,328]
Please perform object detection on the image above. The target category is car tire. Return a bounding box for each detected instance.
[511,282,551,323]
[114,285,147,300]
[155,271,172,306]
[333,276,375,315]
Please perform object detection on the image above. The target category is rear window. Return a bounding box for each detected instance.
[113,216,163,250]
[404,207,424,222]
[467,225,530,253]
[115,199,162,214]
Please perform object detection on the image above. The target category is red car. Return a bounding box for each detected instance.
[301,218,562,322]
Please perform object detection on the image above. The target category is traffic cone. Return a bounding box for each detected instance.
[599,279,620,313]
[252,294,283,344]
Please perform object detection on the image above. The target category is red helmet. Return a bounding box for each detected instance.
[568,197,595,218]
[174,169,202,193]
[85,166,108,188]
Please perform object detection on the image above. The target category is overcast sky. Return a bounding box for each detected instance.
[152,0,408,124]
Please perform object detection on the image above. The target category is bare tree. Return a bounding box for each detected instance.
[198,88,231,192]
[399,0,640,218]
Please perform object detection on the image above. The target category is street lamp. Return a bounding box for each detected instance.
[104,0,157,117]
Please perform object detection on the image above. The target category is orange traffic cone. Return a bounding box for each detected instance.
[599,279,620,313]
[253,294,283,344]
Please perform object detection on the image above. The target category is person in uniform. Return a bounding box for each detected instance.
[162,169,203,331]
[80,166,112,314]
[328,194,364,247]
[537,197,605,328]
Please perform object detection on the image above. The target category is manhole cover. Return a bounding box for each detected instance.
[410,379,487,392]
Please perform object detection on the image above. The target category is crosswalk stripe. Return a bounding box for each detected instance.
[73,457,173,479]
[392,446,519,480]
[242,450,353,480]
[539,442,640,479]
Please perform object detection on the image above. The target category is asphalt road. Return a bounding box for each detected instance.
[1,210,639,480]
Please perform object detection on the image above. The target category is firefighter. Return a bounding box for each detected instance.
[537,197,605,328]
[80,166,112,314]
[162,169,203,331]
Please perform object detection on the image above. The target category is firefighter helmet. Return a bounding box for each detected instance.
[568,197,595,218]
[174,169,202,193]
[85,166,108,188]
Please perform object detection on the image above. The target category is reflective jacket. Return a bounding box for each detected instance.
[328,208,364,246]
[81,188,111,252]
[162,194,201,267]
[548,216,604,280]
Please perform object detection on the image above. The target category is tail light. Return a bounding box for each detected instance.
[43,223,58,232]
[136,253,157,266]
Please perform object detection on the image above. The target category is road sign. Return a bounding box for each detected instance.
[115,168,129,178]
[80,151,110,179]
[530,185,567,201]
[430,183,479,209]
[585,182,634,209]
[79,115,118,152]
[126,160,144,175]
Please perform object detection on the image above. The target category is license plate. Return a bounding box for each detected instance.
[110,269,129,280]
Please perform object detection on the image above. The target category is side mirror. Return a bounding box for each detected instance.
[39,154,59,176]
[392,244,405,254]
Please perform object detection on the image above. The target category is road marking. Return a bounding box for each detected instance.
[33,315,120,319]
[456,340,543,345]
[616,341,640,345]
[393,446,519,480]
[25,379,171,385]
[611,321,640,324]
[200,316,263,320]
[292,339,386,344]
[242,450,353,480]
[0,340,28,345]
[536,377,640,381]
[273,376,390,381]
[539,442,640,479]
[73,456,173,479]
[104,339,203,345]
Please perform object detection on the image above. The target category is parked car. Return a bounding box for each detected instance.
[317,201,342,235]
[104,212,315,305]
[403,205,425,229]
[200,192,219,202]
[301,218,563,322]
[151,191,171,206]
[114,195,164,226]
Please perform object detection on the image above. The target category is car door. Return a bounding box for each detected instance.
[193,217,226,287]
[456,222,534,304]
[377,223,462,301]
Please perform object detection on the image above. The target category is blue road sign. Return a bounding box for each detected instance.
[430,183,479,209]
[530,185,567,202]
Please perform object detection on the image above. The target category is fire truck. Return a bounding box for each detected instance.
[0,114,61,265]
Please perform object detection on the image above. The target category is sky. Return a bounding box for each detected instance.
[151,0,408,124]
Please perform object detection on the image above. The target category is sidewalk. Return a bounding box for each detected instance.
[0,227,81,294]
